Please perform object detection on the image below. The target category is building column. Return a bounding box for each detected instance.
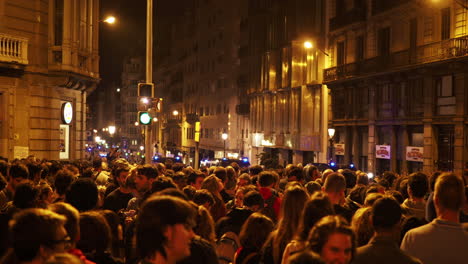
[390,125,397,172]
[344,126,352,165]
[422,74,435,174]
[453,72,466,176]
[62,0,72,69]
[401,126,409,174]
[352,126,360,168]
[367,82,376,174]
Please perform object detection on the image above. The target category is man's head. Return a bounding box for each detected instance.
[214,167,227,184]
[10,208,68,262]
[65,178,98,212]
[48,202,80,244]
[434,173,465,213]
[371,196,402,232]
[112,163,131,188]
[8,163,29,190]
[187,171,205,190]
[54,170,74,197]
[249,165,263,176]
[136,195,196,262]
[258,171,277,188]
[323,173,346,204]
[135,165,159,193]
[308,215,355,264]
[243,191,264,212]
[287,166,304,182]
[407,172,428,199]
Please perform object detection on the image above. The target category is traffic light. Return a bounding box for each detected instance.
[138,111,152,125]
[138,83,154,98]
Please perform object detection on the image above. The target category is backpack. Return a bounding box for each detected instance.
[260,189,278,223]
[216,231,240,264]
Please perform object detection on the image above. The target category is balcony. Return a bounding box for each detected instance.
[185,113,199,124]
[329,8,366,31]
[324,36,468,82]
[0,33,28,65]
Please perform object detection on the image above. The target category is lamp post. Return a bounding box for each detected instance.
[143,0,153,164]
[222,133,228,158]
[328,128,336,164]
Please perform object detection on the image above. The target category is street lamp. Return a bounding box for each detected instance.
[103,16,116,24]
[222,133,228,158]
[328,128,336,164]
[304,41,313,49]
[108,126,116,136]
[172,110,179,116]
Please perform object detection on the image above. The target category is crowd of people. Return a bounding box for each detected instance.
[0,155,467,264]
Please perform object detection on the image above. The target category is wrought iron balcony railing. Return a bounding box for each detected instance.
[324,36,468,82]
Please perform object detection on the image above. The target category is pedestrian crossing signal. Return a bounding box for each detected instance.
[138,111,151,125]
[138,83,154,98]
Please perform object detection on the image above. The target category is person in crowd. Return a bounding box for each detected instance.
[187,171,205,190]
[1,208,68,264]
[401,172,428,220]
[236,173,251,189]
[425,171,442,222]
[261,186,309,264]
[201,175,226,222]
[151,176,178,193]
[136,195,196,264]
[401,173,468,264]
[0,163,29,210]
[103,163,133,212]
[363,192,384,207]
[37,182,55,209]
[225,166,238,196]
[2,181,38,216]
[257,171,281,222]
[65,178,98,212]
[351,207,373,247]
[307,215,356,264]
[134,164,159,203]
[323,173,353,222]
[248,165,263,185]
[53,170,75,203]
[286,166,304,184]
[214,167,232,203]
[304,181,322,196]
[99,210,124,259]
[78,211,123,264]
[234,213,274,264]
[353,197,421,264]
[193,189,215,210]
[341,170,356,195]
[282,192,335,264]
[48,202,95,264]
[303,164,321,183]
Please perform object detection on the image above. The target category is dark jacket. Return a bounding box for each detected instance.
[353,235,421,264]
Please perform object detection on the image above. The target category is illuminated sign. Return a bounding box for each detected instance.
[61,102,73,124]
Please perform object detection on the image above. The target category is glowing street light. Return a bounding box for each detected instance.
[108,126,116,136]
[222,133,228,158]
[95,136,101,143]
[304,41,313,49]
[172,110,179,116]
[103,16,116,24]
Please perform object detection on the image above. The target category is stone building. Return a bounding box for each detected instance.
[244,0,329,165]
[324,0,468,176]
[0,0,99,160]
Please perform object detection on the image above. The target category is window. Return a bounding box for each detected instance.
[337,41,345,65]
[441,8,451,40]
[437,75,453,97]
[378,27,391,56]
[356,35,364,61]
[54,0,64,46]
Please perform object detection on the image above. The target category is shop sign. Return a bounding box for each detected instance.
[61,102,73,124]
[406,146,423,162]
[376,145,391,159]
[334,143,345,155]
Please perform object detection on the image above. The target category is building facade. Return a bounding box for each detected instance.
[324,0,468,176]
[154,0,245,165]
[244,0,329,166]
[0,0,100,160]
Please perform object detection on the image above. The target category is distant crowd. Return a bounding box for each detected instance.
[0,155,467,264]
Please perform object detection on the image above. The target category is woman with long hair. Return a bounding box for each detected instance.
[282,192,335,264]
[234,213,274,264]
[201,175,227,222]
[261,186,309,264]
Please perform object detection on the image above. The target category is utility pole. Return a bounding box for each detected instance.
[144,0,153,164]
